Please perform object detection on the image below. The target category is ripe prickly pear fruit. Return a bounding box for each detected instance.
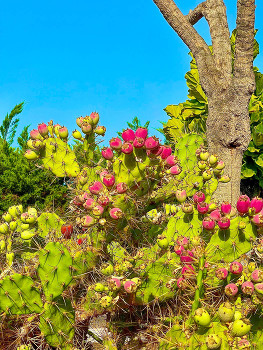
[215,268,228,280]
[193,191,206,203]
[217,217,231,229]
[9,221,17,232]
[58,126,68,139]
[170,164,181,175]
[116,182,128,194]
[177,277,185,289]
[194,308,211,327]
[83,197,96,210]
[251,269,263,283]
[236,195,250,214]
[38,123,49,137]
[205,334,222,349]
[0,223,9,234]
[100,296,112,308]
[133,137,145,148]
[218,301,235,322]
[98,195,110,207]
[197,202,209,214]
[181,265,195,276]
[231,319,251,337]
[249,197,263,214]
[109,208,123,220]
[109,277,122,291]
[61,224,73,239]
[176,236,189,247]
[102,147,114,160]
[89,112,100,125]
[199,151,209,161]
[103,174,115,187]
[124,279,137,293]
[209,209,221,221]
[144,136,159,150]
[94,125,106,135]
[122,128,135,142]
[82,215,96,227]
[182,203,193,214]
[254,283,263,297]
[230,261,243,275]
[122,142,133,154]
[251,213,263,227]
[24,150,39,160]
[174,245,185,256]
[147,145,163,157]
[101,264,114,276]
[202,217,215,230]
[208,154,218,165]
[135,127,148,139]
[221,201,232,215]
[225,283,238,297]
[241,281,254,295]
[30,129,42,140]
[94,283,105,292]
[161,146,172,159]
[157,235,169,249]
[202,169,213,180]
[165,155,178,167]
[72,129,82,140]
[180,250,194,263]
[89,181,104,195]
[109,137,122,150]
[2,212,12,223]
[175,190,187,203]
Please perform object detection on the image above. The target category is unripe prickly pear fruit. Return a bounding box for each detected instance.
[199,151,209,161]
[94,283,105,292]
[217,217,230,229]
[58,126,68,139]
[236,195,250,214]
[72,129,82,140]
[38,123,49,137]
[21,223,30,230]
[109,137,122,150]
[122,128,135,142]
[6,252,14,266]
[89,181,104,195]
[157,235,169,249]
[0,240,5,251]
[231,319,251,337]
[197,202,209,214]
[92,205,104,216]
[230,261,243,275]
[9,221,17,232]
[202,217,215,230]
[205,334,222,349]
[221,201,232,215]
[81,122,92,134]
[218,301,235,322]
[103,174,115,187]
[202,169,213,180]
[2,212,12,223]
[145,136,159,150]
[82,215,96,227]
[8,206,20,217]
[102,147,114,160]
[194,308,211,327]
[175,190,187,203]
[238,220,246,229]
[24,150,39,160]
[254,283,263,297]
[122,142,133,154]
[100,296,112,308]
[135,127,148,139]
[76,117,84,127]
[109,208,123,220]
[116,182,128,194]
[21,230,37,240]
[101,264,114,276]
[89,112,100,125]
[215,268,228,280]
[241,281,254,295]
[208,154,218,165]
[94,125,106,135]
[0,223,9,234]
[109,277,122,291]
[225,283,238,297]
[193,191,206,203]
[30,129,42,140]
[124,279,138,293]
[251,269,263,283]
[182,203,193,214]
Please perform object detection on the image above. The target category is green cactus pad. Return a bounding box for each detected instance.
[37,242,73,299]
[39,297,75,349]
[37,212,65,238]
[107,241,130,264]
[72,248,99,277]
[0,274,43,314]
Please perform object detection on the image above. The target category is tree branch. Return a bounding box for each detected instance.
[152,0,215,93]
[234,0,256,93]
[186,2,207,25]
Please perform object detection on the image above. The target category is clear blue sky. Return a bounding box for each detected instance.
[0,1,262,145]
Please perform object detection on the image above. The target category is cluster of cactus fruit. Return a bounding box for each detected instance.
[0,112,263,349]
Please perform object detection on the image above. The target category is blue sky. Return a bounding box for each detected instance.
[0,1,262,145]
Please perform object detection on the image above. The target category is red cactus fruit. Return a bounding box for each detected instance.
[147,145,163,157]
[174,245,185,256]
[133,137,145,148]
[210,208,221,221]
[193,191,206,203]
[165,155,178,167]
[202,217,215,231]
[236,195,250,214]
[197,202,209,214]
[109,137,122,150]
[89,181,104,195]
[176,236,189,247]
[122,128,135,142]
[230,261,243,275]
[249,197,263,214]
[98,195,110,207]
[175,190,187,203]
[255,283,263,296]
[215,268,228,280]
[180,250,194,263]
[99,170,109,181]
[102,147,114,160]
[218,217,231,229]
[61,224,73,239]
[135,127,148,139]
[103,174,115,187]
[38,123,49,137]
[109,208,123,220]
[170,164,182,175]
[221,201,232,215]
[241,281,254,295]
[182,265,195,276]
[121,142,133,154]
[116,182,128,194]
[161,146,172,159]
[83,198,96,210]
[144,136,160,150]
[225,283,238,297]
[251,269,263,283]
[77,238,84,245]
[177,277,185,289]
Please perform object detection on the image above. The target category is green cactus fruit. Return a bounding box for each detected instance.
[254,283,263,297]
[6,252,14,266]
[8,205,20,217]
[157,235,169,249]
[9,221,17,231]
[205,334,222,349]
[100,295,113,308]
[194,308,211,327]
[94,283,105,292]
[218,302,235,322]
[231,319,251,337]
[0,223,9,234]
[21,229,37,240]
[101,263,114,276]
[2,212,12,222]
[0,240,5,251]
[234,310,242,321]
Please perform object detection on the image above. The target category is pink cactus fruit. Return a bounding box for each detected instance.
[98,195,110,207]
[236,195,250,214]
[78,192,89,203]
[89,111,99,125]
[58,126,68,139]
[175,190,187,203]
[109,137,122,150]
[251,213,263,227]
[241,281,254,295]
[38,123,49,137]
[174,245,185,256]
[30,129,42,140]
[83,197,96,210]
[82,215,96,227]
[251,269,263,283]
[218,217,231,229]
[116,182,128,194]
[197,202,209,214]
[221,201,232,215]
[99,170,109,181]
[182,265,195,277]
[210,208,221,221]
[230,261,243,275]
[177,277,185,289]
[133,137,145,148]
[109,277,122,291]
[144,136,160,150]
[225,283,238,297]
[89,181,104,195]
[73,196,83,206]
[170,164,182,175]
[147,145,163,157]
[165,155,178,167]
[215,268,228,280]
[109,208,123,220]
[193,191,206,204]
[123,279,137,293]
[121,142,133,154]
[176,236,189,248]
[81,122,92,134]
[249,197,263,214]
[102,147,114,160]
[122,128,135,143]
[180,250,194,263]
[254,283,263,296]
[92,205,104,216]
[103,174,115,187]
[161,146,172,160]
[135,127,148,139]
[202,217,215,230]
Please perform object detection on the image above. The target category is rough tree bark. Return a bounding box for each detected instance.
[153,0,256,204]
